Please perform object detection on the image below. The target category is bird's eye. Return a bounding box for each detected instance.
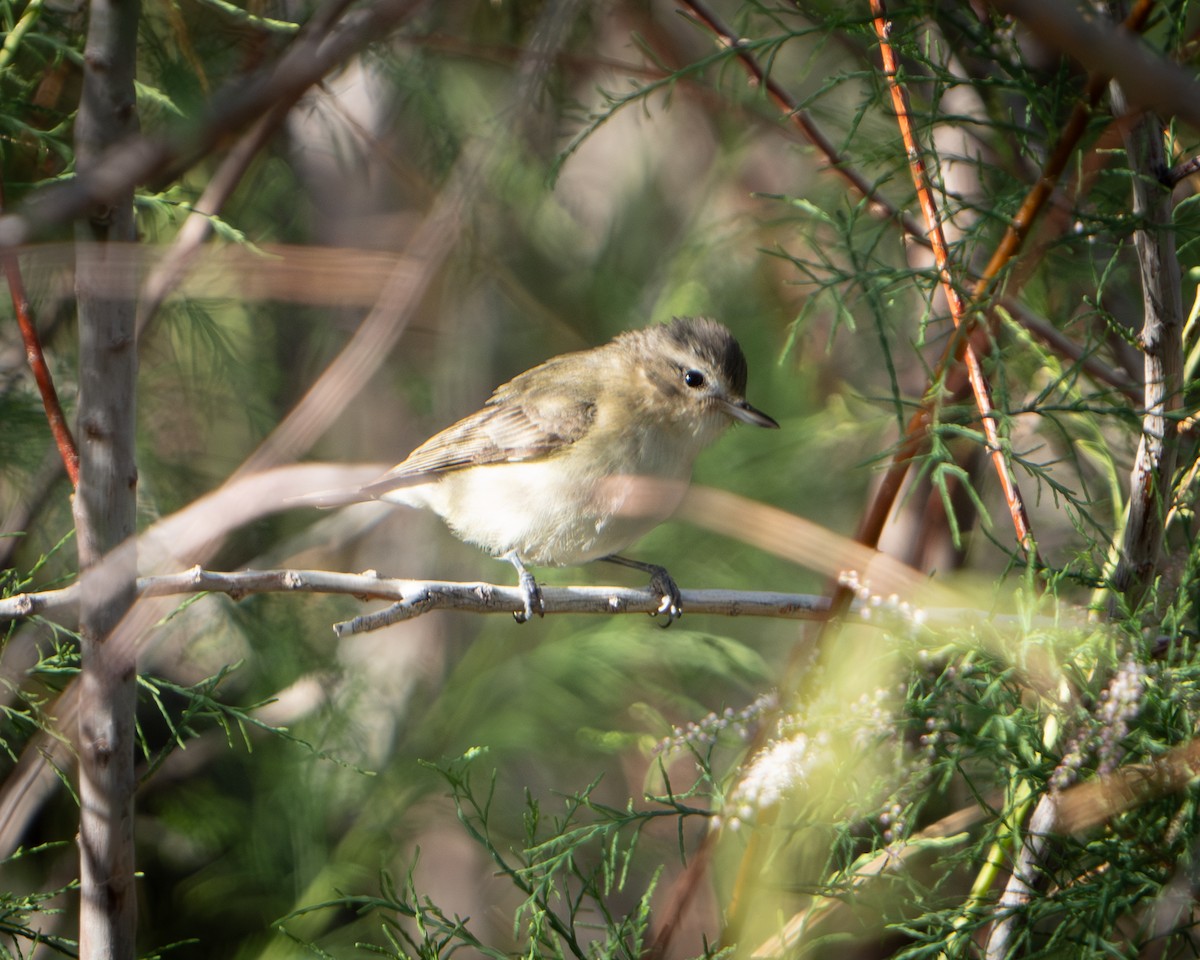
[683,369,706,389]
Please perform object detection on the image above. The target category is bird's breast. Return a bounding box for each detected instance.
[379,413,725,566]
[390,439,693,566]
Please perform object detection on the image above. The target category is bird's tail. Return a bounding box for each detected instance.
[287,488,372,509]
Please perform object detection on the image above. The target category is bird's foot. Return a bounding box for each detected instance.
[602,555,682,627]
[514,568,545,623]
[503,551,545,623]
[645,564,683,627]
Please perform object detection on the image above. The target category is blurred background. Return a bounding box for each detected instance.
[3,0,1197,957]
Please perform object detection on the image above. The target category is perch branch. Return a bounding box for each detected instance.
[0,567,832,630]
[0,566,1036,633]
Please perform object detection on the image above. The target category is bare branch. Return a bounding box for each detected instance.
[985,793,1059,959]
[1,566,833,628]
[0,565,1060,637]
[991,0,1200,129]
[1106,92,1184,607]
[73,0,141,955]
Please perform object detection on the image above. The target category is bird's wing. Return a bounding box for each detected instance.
[359,366,596,495]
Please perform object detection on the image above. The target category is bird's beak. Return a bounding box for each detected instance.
[722,398,780,429]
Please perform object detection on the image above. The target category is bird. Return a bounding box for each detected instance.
[323,316,778,623]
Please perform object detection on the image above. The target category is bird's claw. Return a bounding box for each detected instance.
[513,569,545,623]
[647,566,683,627]
[503,551,545,623]
[602,555,683,627]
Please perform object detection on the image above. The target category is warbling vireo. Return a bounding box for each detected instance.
[325,316,778,623]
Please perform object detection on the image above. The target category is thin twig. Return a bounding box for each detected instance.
[677,0,925,238]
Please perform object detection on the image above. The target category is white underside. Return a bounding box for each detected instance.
[382,462,691,566]
[379,416,726,566]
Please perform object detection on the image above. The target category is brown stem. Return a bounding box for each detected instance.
[872,2,1035,554]
[991,0,1200,129]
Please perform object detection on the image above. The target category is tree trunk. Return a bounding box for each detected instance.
[73,1,141,957]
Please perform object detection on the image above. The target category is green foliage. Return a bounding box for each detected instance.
[0,844,78,959]
[282,749,709,960]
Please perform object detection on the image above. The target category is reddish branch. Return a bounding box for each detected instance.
[1,175,79,485]
[852,0,1152,567]
[872,2,1034,553]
